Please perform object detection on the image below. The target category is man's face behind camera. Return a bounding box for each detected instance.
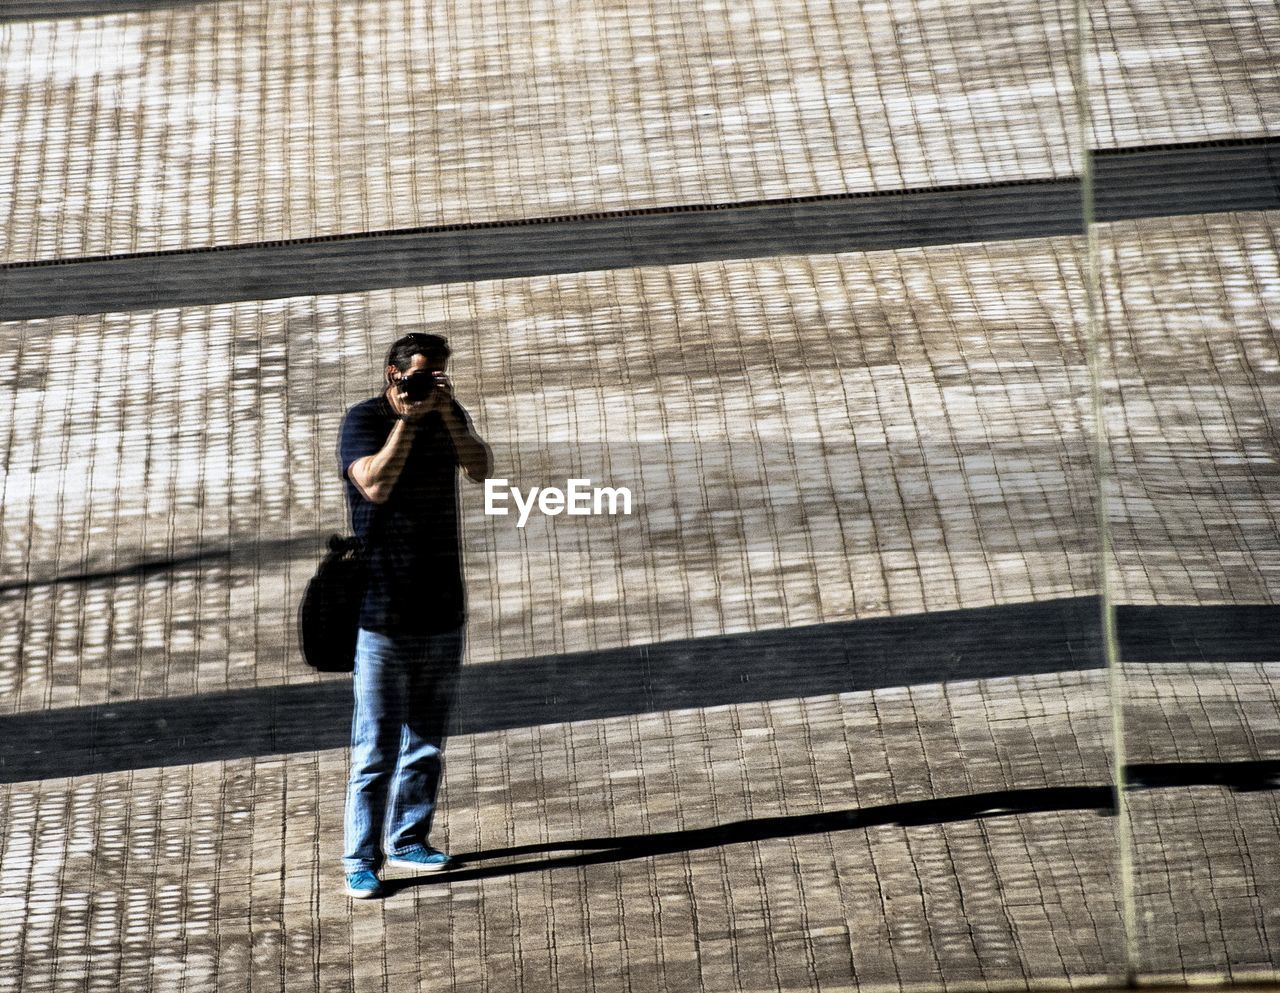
[400,371,437,401]
[390,352,448,400]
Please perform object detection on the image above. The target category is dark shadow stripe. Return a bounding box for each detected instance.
[391,786,1117,888]
[0,174,1079,269]
[1126,760,1280,792]
[3,139,1277,320]
[1,0,221,18]
[1111,604,1280,665]
[0,535,318,595]
[391,762,1280,888]
[1,597,1277,784]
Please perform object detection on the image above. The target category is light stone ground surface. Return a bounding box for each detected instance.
[1,672,1124,993]
[1,213,1278,989]
[1,1,1278,989]
[1099,212,1280,606]
[4,238,1103,713]
[2,0,1278,260]
[1123,664,1280,982]
[1,667,1278,991]
[3,214,1278,716]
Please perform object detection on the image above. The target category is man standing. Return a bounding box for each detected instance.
[338,332,491,899]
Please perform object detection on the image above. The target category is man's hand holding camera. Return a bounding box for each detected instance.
[388,365,490,481]
[349,347,491,505]
[389,370,451,425]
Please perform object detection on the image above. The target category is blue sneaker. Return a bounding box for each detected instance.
[345,868,383,899]
[385,846,453,872]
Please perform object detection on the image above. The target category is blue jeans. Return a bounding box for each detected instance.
[343,626,463,872]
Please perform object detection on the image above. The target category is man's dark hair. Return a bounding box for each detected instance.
[386,333,451,372]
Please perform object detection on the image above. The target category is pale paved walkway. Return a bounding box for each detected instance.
[4,139,1278,322]
[3,214,1279,988]
[3,0,1277,261]
[1,0,1278,988]
[3,665,1279,991]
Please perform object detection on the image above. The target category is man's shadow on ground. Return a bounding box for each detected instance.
[384,759,1280,894]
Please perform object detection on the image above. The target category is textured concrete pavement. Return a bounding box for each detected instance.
[3,216,1279,990]
[1,0,1278,989]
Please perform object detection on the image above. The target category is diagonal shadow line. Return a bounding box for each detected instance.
[1124,760,1280,792]
[0,594,1097,783]
[2,598,1278,784]
[0,596,1274,783]
[4,139,1278,320]
[388,786,1115,891]
[1,0,219,18]
[387,761,1280,891]
[0,535,321,595]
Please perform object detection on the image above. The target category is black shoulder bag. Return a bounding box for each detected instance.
[297,534,368,673]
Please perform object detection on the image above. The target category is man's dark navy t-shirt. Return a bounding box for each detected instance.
[339,395,464,635]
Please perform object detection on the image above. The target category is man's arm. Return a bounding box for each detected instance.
[348,418,418,505]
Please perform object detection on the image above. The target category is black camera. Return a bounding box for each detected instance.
[398,372,438,402]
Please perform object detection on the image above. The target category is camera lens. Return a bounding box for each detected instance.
[401,374,436,401]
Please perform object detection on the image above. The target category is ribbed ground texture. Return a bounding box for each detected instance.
[1,0,1277,990]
